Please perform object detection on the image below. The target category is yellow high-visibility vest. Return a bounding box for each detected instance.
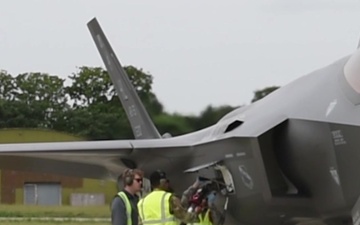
[198,209,213,225]
[118,191,132,225]
[193,209,212,225]
[138,190,177,225]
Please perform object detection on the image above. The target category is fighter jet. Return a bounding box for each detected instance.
[1,17,360,225]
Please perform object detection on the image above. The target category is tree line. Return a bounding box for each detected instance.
[0,67,278,140]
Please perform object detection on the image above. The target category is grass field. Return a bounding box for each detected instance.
[0,204,111,218]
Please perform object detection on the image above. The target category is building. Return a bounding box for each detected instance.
[0,129,117,205]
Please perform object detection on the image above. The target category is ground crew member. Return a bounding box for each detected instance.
[182,181,219,225]
[111,168,144,225]
[138,170,200,225]
[191,197,215,225]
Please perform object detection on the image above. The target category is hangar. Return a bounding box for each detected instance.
[0,129,117,205]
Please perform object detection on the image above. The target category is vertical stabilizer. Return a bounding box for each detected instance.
[87,18,161,139]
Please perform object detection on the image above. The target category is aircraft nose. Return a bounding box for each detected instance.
[344,48,360,93]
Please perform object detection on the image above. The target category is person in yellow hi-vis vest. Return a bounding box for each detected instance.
[138,170,200,225]
[192,208,212,225]
[111,168,144,225]
[191,193,217,225]
[182,182,218,225]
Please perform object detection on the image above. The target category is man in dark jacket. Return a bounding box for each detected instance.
[111,168,144,225]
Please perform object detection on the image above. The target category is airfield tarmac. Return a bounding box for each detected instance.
[0,204,331,225]
[0,216,330,225]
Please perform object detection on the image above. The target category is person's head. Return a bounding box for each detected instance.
[120,168,144,195]
[149,169,170,191]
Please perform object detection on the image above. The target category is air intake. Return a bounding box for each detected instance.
[224,120,243,133]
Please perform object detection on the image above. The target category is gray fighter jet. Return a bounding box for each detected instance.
[1,17,360,225]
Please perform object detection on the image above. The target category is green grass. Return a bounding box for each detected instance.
[0,205,111,218]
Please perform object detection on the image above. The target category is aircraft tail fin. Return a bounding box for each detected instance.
[87,18,161,139]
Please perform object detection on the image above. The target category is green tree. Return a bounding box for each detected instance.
[0,66,245,140]
[63,102,132,140]
[66,66,163,114]
[0,72,68,129]
[154,113,193,136]
[16,73,68,128]
[64,66,163,140]
[0,70,16,101]
[251,86,280,103]
[65,67,112,107]
[188,105,238,131]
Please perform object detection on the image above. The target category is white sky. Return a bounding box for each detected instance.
[1,0,360,115]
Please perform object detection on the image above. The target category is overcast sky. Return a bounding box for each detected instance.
[1,0,360,115]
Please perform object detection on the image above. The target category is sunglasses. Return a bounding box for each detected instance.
[134,178,143,183]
